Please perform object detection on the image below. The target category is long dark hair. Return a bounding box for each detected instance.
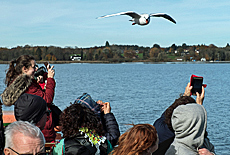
[164,96,196,131]
[60,103,105,138]
[5,55,35,86]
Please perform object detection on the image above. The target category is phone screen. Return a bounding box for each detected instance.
[191,77,203,94]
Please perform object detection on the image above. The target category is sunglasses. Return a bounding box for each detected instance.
[8,147,47,155]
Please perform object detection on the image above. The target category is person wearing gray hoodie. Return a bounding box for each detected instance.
[165,103,214,155]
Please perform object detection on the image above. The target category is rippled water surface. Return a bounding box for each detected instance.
[0,62,229,154]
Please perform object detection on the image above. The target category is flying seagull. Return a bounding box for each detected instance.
[97,11,176,26]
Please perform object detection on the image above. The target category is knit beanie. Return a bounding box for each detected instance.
[14,93,47,124]
[74,93,101,117]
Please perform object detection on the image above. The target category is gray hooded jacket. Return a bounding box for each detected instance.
[165,103,207,155]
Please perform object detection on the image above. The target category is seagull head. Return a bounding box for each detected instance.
[142,14,150,24]
[146,16,151,24]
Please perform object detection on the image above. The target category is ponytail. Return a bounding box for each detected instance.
[5,59,17,86]
[5,55,35,86]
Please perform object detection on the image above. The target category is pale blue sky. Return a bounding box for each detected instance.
[0,0,230,48]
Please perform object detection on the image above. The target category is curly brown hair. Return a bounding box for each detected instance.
[164,96,196,131]
[111,124,158,155]
[60,103,105,138]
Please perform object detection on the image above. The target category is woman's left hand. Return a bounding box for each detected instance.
[103,102,111,114]
[183,82,192,96]
[47,65,55,78]
[97,100,111,114]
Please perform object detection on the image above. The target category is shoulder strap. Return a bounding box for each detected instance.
[75,138,95,154]
[106,140,113,155]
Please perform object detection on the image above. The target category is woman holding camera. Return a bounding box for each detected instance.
[1,55,56,142]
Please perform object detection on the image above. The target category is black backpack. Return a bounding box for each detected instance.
[65,136,108,155]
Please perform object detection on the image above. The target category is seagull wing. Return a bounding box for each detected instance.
[150,13,176,24]
[97,11,141,19]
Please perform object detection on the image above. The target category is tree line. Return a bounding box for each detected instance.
[1,42,230,62]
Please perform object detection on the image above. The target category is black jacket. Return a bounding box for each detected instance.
[152,111,175,155]
[65,135,108,155]
[153,111,175,144]
[101,113,120,147]
[64,112,120,155]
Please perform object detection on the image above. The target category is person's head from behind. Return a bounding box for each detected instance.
[4,121,45,155]
[60,103,104,138]
[14,93,48,130]
[171,104,207,149]
[164,96,196,131]
[112,124,158,155]
[5,55,36,86]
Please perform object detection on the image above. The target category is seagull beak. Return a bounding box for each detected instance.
[146,19,148,24]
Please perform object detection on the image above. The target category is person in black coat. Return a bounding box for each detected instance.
[152,96,195,155]
[52,94,120,155]
[153,83,215,155]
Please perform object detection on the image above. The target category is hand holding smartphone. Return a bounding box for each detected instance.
[190,74,207,95]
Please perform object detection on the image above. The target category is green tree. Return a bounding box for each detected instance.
[171,44,177,51]
[153,44,160,48]
[105,41,110,47]
[182,43,187,49]
[102,47,112,59]
[95,53,99,60]
[81,50,83,60]
[35,47,42,60]
[177,47,184,56]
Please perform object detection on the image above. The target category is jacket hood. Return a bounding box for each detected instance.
[1,74,32,106]
[167,103,207,154]
[14,93,47,124]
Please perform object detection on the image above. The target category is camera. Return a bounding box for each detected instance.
[190,74,203,95]
[34,66,46,80]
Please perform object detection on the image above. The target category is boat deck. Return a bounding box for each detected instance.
[2,111,62,142]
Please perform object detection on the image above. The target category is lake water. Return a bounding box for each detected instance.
[0,62,229,154]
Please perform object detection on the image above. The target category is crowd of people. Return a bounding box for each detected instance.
[0,55,216,155]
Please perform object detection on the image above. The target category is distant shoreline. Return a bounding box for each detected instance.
[1,60,230,65]
[0,60,111,64]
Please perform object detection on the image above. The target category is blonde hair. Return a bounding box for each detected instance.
[111,124,158,155]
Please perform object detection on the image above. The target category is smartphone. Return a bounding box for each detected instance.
[190,75,203,95]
